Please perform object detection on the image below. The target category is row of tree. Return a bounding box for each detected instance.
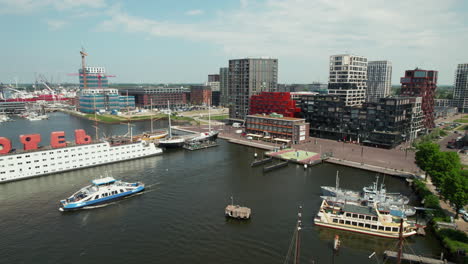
[415,142,467,218]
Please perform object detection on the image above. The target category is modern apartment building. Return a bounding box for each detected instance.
[299,95,423,148]
[367,61,392,102]
[328,54,367,106]
[190,85,212,105]
[400,68,438,129]
[245,114,310,144]
[453,63,468,113]
[122,87,189,109]
[219,67,229,107]
[207,74,220,92]
[228,58,278,120]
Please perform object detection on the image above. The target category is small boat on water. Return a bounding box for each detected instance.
[225,197,251,219]
[158,101,185,148]
[59,176,144,211]
[321,173,409,206]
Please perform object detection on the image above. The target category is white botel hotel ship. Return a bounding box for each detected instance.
[0,129,163,183]
[314,199,417,238]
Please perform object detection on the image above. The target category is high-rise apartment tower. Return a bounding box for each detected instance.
[400,68,437,129]
[328,54,367,106]
[453,63,468,113]
[228,58,278,120]
[367,61,392,102]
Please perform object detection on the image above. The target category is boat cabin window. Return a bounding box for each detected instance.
[339,220,344,224]
[365,216,372,220]
[332,219,338,223]
[385,227,391,231]
[371,225,377,230]
[392,227,398,232]
[379,226,384,230]
[352,214,358,218]
[365,224,371,228]
[358,215,364,219]
[345,221,351,225]
[95,195,99,199]
[351,222,357,226]
[358,223,364,227]
[372,217,378,221]
[346,213,351,217]
[120,189,124,193]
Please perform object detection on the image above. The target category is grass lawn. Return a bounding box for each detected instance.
[453,119,468,123]
[456,125,468,131]
[200,115,228,120]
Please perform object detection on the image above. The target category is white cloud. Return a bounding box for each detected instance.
[186,9,204,16]
[96,0,468,83]
[0,0,106,14]
[46,19,67,30]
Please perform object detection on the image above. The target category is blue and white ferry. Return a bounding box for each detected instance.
[59,176,144,211]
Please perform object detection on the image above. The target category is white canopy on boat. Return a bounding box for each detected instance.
[92,177,116,186]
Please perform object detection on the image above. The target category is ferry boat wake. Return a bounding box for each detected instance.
[59,176,144,211]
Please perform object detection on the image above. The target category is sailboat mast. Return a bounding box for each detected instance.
[208,97,211,132]
[396,219,404,264]
[167,100,172,139]
[294,205,303,264]
[150,98,153,133]
[336,171,340,191]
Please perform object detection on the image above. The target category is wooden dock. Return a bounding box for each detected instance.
[263,161,288,172]
[383,250,453,264]
[183,141,218,151]
[251,157,273,167]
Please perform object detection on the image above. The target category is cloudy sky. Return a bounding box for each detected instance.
[1,0,467,85]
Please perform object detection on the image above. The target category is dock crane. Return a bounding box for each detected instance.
[80,48,88,89]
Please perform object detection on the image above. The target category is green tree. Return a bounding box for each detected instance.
[415,142,440,173]
[442,172,468,218]
[428,152,461,186]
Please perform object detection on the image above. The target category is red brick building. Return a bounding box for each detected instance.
[400,68,437,128]
[249,92,300,117]
[190,86,212,105]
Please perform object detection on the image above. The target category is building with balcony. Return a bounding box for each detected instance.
[299,95,423,148]
[367,61,392,102]
[328,54,367,106]
[400,68,437,128]
[228,58,278,120]
[453,63,468,113]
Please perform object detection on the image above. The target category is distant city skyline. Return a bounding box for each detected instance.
[1,0,467,85]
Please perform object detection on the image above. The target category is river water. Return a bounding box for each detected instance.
[0,113,442,263]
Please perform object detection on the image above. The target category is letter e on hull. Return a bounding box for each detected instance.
[51,131,66,148]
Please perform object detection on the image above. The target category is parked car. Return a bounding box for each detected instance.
[463,213,468,222]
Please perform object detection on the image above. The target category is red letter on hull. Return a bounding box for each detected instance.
[51,131,66,148]
[20,134,41,150]
[0,137,12,154]
[75,129,91,145]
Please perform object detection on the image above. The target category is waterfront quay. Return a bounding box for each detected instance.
[176,123,422,178]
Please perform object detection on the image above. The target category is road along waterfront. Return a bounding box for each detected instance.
[0,112,443,263]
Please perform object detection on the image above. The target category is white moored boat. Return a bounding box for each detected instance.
[314,199,417,239]
[60,176,144,211]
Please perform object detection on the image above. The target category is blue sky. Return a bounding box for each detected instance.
[1,0,467,85]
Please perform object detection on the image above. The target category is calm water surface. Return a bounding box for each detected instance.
[0,113,442,263]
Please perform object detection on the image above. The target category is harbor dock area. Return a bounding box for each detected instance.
[174,124,423,178]
[265,149,322,165]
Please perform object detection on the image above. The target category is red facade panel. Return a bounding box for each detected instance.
[249,92,301,118]
[400,69,437,129]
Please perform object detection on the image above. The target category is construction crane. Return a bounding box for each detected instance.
[67,72,116,89]
[80,47,88,89]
